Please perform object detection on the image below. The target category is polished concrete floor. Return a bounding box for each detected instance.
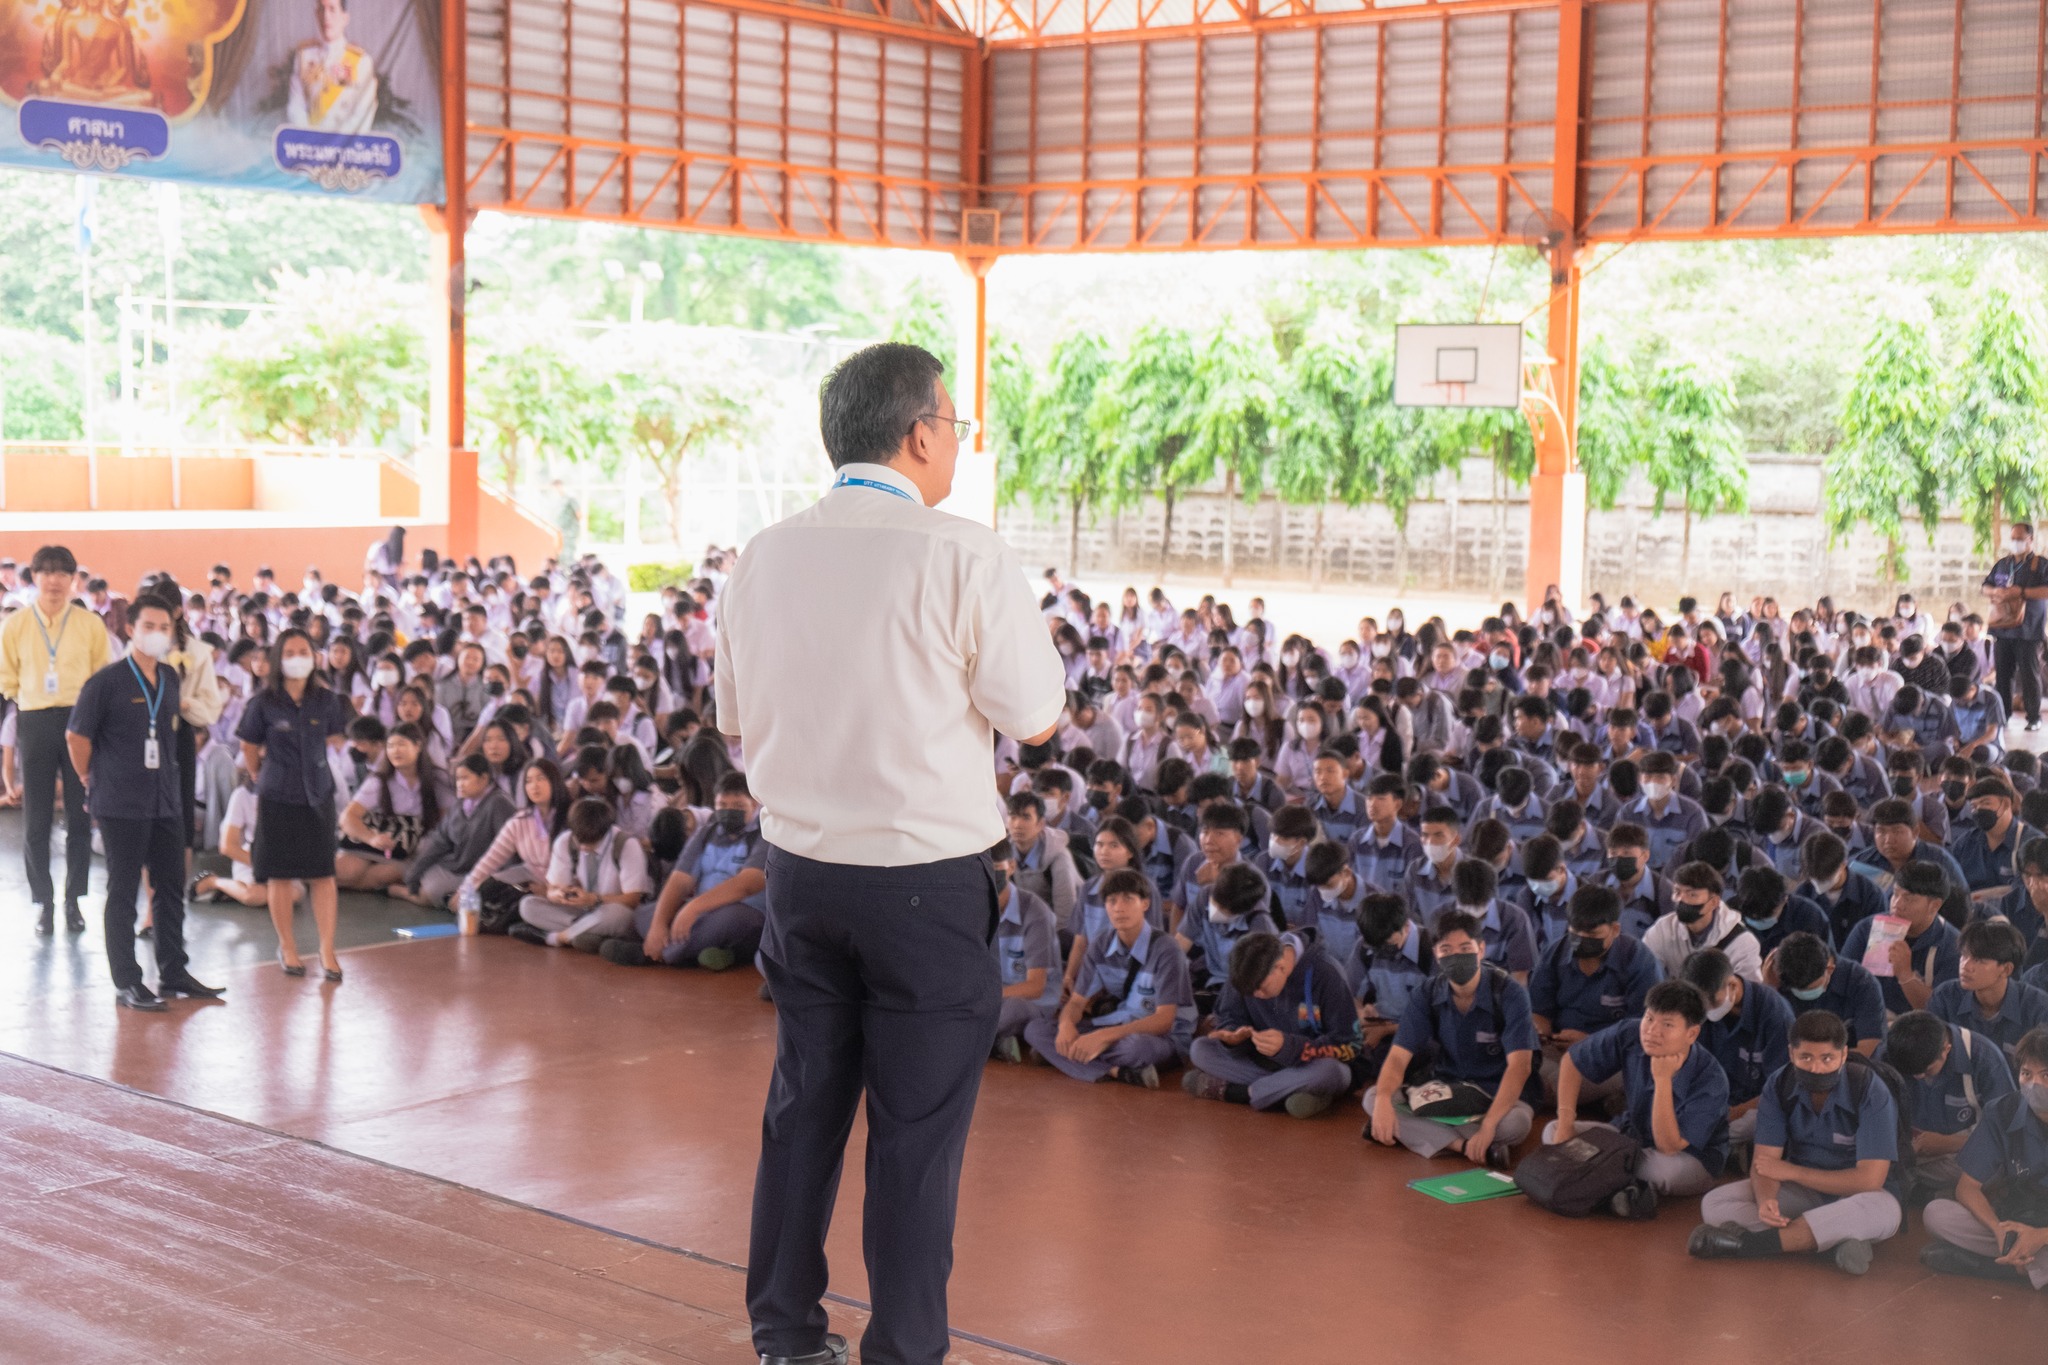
[4,811,2045,1364]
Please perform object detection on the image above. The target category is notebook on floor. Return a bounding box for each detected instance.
[1407,1169,1523,1204]
[393,923,460,939]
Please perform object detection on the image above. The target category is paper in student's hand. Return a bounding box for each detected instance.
[1861,914,1909,977]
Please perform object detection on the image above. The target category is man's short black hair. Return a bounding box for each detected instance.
[1199,802,1248,835]
[1791,1009,1849,1050]
[1302,839,1348,886]
[1358,893,1410,946]
[1959,918,2026,968]
[1680,947,1734,1002]
[1006,790,1045,818]
[1228,931,1288,997]
[1100,868,1150,901]
[1775,931,1831,989]
[1884,1011,1950,1077]
[1645,979,1707,1027]
[1566,883,1621,930]
[819,342,947,468]
[1211,862,1270,918]
[29,544,76,576]
[1451,857,1497,907]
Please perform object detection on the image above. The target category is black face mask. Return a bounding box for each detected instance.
[712,808,746,837]
[1793,1065,1843,1095]
[1441,951,1482,986]
[1943,780,1968,805]
[487,680,506,697]
[1087,789,1111,811]
[1676,899,1712,925]
[1608,856,1640,883]
[511,645,529,659]
[1971,807,2003,832]
[1890,775,1917,798]
[1571,933,1608,961]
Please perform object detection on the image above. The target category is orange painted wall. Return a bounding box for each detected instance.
[4,453,255,512]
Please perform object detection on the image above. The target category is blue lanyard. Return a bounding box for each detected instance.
[833,474,917,504]
[31,604,72,665]
[127,656,165,735]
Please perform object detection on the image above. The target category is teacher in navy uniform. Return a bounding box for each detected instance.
[719,343,1066,1365]
[65,593,223,1011]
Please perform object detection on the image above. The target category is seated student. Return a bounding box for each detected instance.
[987,842,1063,1061]
[1470,764,1547,845]
[1729,864,1832,960]
[1227,737,1283,813]
[1645,861,1763,983]
[1516,833,1580,949]
[1930,919,2048,1057]
[1178,861,1279,995]
[1690,1010,1905,1275]
[398,753,516,907]
[1033,767,1095,850]
[1599,822,1671,939]
[1684,947,1796,1144]
[1006,790,1082,933]
[2010,835,2048,950]
[1851,797,1970,901]
[191,763,283,909]
[1356,892,1433,1063]
[1351,773,1420,894]
[1749,787,1820,881]
[1174,801,1251,931]
[330,713,386,802]
[1153,757,1198,837]
[1257,801,1318,926]
[1192,770,1270,850]
[1767,931,1887,1057]
[1117,795,1197,910]
[1405,805,1466,926]
[611,773,767,969]
[1546,979,1732,1209]
[1876,1010,2014,1200]
[1949,778,2038,910]
[1184,930,1363,1119]
[463,758,570,902]
[604,743,659,842]
[1529,884,1662,1103]
[1621,750,1709,873]
[1023,868,1195,1089]
[1306,747,1366,845]
[1364,908,1538,1168]
[514,796,650,949]
[1453,857,1538,983]
[1796,829,1885,949]
[1919,1025,2048,1290]
[1546,798,1607,883]
[557,659,610,746]
[1301,839,1369,981]
[1840,860,1962,1015]
[336,722,455,894]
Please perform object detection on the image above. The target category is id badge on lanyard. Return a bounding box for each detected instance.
[144,729,161,771]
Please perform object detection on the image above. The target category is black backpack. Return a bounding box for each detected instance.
[1514,1126,1642,1217]
[1770,1051,1916,1178]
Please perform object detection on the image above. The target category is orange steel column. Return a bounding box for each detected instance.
[423,0,478,563]
[1526,0,1586,617]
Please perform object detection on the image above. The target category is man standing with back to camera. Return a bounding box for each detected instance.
[718,343,1066,1365]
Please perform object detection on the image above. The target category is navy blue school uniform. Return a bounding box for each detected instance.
[1955,1089,2048,1200]
[1528,931,1661,1034]
[1876,1024,2015,1136]
[1567,1024,1732,1177]
[1757,1060,1900,1172]
[1603,869,1671,941]
[1929,978,2048,1058]
[1306,876,1369,988]
[1643,715,1702,759]
[1185,904,1278,990]
[1741,892,1835,959]
[1851,842,1969,902]
[1210,936,1366,1083]
[1469,793,1548,845]
[1256,845,1314,927]
[1946,820,2036,897]
[1620,792,1709,872]
[1761,814,1821,879]
[1700,977,1796,1106]
[236,683,352,808]
[1308,787,1366,845]
[1518,869,1580,950]
[1232,772,1284,813]
[1476,897,1539,977]
[1837,753,1889,809]
[1840,913,1962,1015]
[1404,860,1461,927]
[1557,824,1608,881]
[1141,821,1198,902]
[1779,954,1889,1050]
[1076,921,1197,1050]
[1391,964,1539,1090]
[1352,818,1421,895]
[1357,925,1434,1025]
[1799,866,1887,950]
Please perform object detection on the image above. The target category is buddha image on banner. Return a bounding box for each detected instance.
[0,0,443,202]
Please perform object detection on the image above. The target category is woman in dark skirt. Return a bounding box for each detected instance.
[236,627,353,981]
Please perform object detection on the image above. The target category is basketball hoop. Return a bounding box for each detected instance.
[1424,380,1469,407]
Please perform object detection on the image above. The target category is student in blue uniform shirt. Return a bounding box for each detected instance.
[1469,764,1547,844]
[1690,1010,1905,1275]
[1930,919,2048,1057]
[1115,795,1197,907]
[1178,861,1278,993]
[1876,1010,2014,1199]
[1621,751,1709,873]
[1599,823,1670,939]
[1301,839,1369,983]
[1405,805,1465,927]
[1729,863,1832,959]
[1775,739,1842,817]
[1023,868,1196,1089]
[1406,752,1483,824]
[1171,801,1250,935]
[617,772,767,969]
[1750,787,1819,880]
[987,842,1064,1061]
[1684,947,1796,1144]
[1226,737,1283,813]
[1364,908,1538,1168]
[1546,798,1608,882]
[1839,861,1961,1015]
[1947,778,2036,904]
[1306,749,1366,844]
[1768,931,1887,1056]
[1453,858,1538,983]
[1515,834,1578,948]
[1529,884,1662,1104]
[1546,980,1732,1209]
[1183,930,1363,1119]
[1919,1025,2048,1289]
[1191,771,1269,849]
[1851,798,1969,902]
[1256,802,1318,926]
[1350,773,1419,893]
[1355,893,1433,1063]
[1796,830,1884,948]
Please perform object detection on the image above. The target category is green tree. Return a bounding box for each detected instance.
[1180,328,1279,586]
[1643,362,1749,591]
[0,326,83,439]
[1574,340,1653,511]
[1274,318,1378,586]
[193,268,425,446]
[1090,324,1205,569]
[1001,330,1112,572]
[881,277,955,359]
[1823,309,1946,583]
[467,339,615,488]
[605,328,762,544]
[1937,284,2048,551]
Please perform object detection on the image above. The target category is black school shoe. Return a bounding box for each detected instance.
[115,984,168,1013]
[758,1333,848,1365]
[1920,1241,2024,1282]
[507,922,548,946]
[1608,1181,1658,1221]
[159,975,226,1000]
[65,902,86,933]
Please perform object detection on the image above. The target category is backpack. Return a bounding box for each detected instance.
[1771,1050,1915,1178]
[1514,1126,1641,1217]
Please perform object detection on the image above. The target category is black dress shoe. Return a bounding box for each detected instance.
[1687,1222,1747,1260]
[35,904,53,936]
[507,922,548,946]
[759,1334,848,1365]
[115,984,169,1013]
[160,975,226,1000]
[64,902,86,933]
[1920,1240,2024,1281]
[136,924,154,940]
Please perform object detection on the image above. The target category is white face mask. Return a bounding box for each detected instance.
[133,628,173,659]
[374,666,400,688]
[1371,641,1391,659]
[1423,841,1454,866]
[1705,995,1735,1023]
[1642,780,1673,802]
[281,655,315,680]
[1297,718,1321,740]
[1245,698,1267,718]
[2013,537,2033,556]
[1267,837,1301,865]
[1207,901,1237,925]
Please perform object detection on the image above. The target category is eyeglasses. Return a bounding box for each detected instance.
[912,413,976,440]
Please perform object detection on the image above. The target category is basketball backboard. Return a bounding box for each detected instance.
[1392,324,1524,409]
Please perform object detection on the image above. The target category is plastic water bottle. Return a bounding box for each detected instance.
[456,883,480,937]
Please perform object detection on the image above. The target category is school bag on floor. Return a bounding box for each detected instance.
[1514,1127,1641,1217]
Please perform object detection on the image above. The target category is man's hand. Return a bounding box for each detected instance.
[1462,1119,1499,1158]
[643,918,671,960]
[1555,1029,1589,1046]
[1886,939,1915,980]
[1649,1051,1685,1084]
[1369,1096,1401,1147]
[1760,948,1782,989]
[1551,1114,1577,1144]
[1054,1021,1082,1059]
[1211,1026,1253,1046]
[1069,1030,1111,1063]
[1757,1195,1789,1228]
[1250,1029,1286,1057]
[1753,1151,1790,1182]
[1995,1222,2048,1267]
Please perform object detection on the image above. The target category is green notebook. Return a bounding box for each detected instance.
[1407,1169,1524,1205]
[1394,1102,1477,1126]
